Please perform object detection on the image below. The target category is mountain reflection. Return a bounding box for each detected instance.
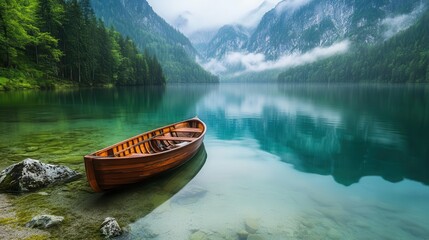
[199,84,429,186]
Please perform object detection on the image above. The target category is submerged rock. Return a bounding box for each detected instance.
[172,186,207,205]
[247,234,264,240]
[26,214,64,229]
[139,227,158,239]
[244,218,260,234]
[189,230,207,240]
[0,158,80,193]
[237,230,249,240]
[100,217,122,239]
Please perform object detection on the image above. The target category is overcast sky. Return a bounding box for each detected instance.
[146,0,282,35]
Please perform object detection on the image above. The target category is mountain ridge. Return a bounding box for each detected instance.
[91,0,218,83]
[199,0,427,77]
[278,7,429,83]
[205,25,250,60]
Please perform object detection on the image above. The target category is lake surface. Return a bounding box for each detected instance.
[1,84,429,239]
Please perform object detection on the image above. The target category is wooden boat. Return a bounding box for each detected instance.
[86,146,207,212]
[84,117,206,192]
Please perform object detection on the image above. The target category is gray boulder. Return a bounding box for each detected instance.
[26,214,64,229]
[0,158,80,193]
[100,217,122,239]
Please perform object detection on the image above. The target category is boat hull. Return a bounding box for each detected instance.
[84,117,206,192]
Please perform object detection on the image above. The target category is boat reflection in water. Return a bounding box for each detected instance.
[82,145,207,221]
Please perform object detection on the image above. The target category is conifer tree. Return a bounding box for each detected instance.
[0,0,37,67]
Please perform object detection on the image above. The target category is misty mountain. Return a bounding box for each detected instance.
[248,0,426,59]
[188,1,279,58]
[202,0,426,62]
[205,25,250,60]
[188,29,218,56]
[278,7,429,83]
[91,0,218,83]
[237,0,278,30]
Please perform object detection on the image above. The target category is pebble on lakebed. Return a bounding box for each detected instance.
[0,158,81,193]
[244,218,261,234]
[100,217,123,239]
[26,214,64,229]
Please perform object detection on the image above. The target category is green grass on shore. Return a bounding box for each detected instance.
[0,68,111,91]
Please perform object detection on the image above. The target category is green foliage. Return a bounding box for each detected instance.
[0,0,166,88]
[278,9,429,83]
[0,68,40,90]
[0,0,38,67]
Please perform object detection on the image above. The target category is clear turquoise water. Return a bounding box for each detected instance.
[1,84,429,239]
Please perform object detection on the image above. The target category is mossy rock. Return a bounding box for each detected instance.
[0,159,81,193]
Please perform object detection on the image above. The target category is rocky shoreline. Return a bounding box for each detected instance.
[0,194,50,239]
[0,159,79,239]
[0,157,195,239]
[0,159,125,239]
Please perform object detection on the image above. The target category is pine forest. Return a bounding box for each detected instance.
[0,0,165,90]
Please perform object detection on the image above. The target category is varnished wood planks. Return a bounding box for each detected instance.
[153,136,195,141]
[172,127,203,133]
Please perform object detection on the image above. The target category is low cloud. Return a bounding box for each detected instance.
[382,4,425,39]
[275,0,312,15]
[200,57,228,74]
[201,40,350,75]
[147,0,282,35]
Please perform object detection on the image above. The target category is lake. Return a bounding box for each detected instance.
[1,84,429,239]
